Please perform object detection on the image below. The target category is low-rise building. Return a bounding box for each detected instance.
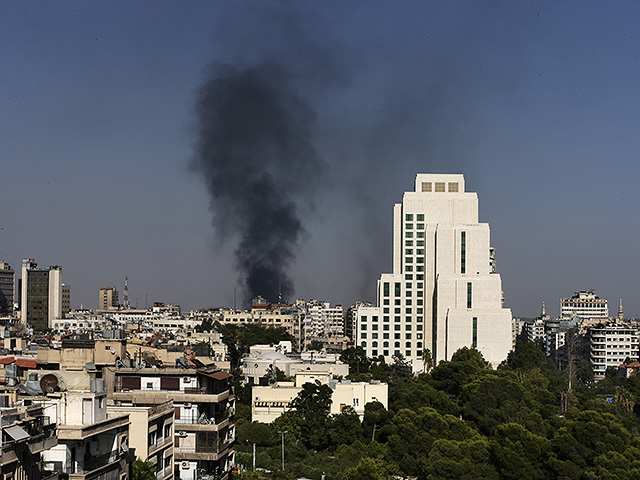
[251,371,388,423]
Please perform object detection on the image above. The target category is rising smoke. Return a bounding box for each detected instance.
[190,62,323,306]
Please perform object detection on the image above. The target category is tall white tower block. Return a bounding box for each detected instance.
[356,174,512,370]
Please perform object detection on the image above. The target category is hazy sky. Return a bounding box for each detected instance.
[2,1,640,318]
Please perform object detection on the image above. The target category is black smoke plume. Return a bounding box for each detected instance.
[190,63,323,306]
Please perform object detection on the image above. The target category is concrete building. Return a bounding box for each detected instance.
[20,259,63,330]
[561,290,609,320]
[107,401,175,480]
[41,388,131,480]
[588,323,640,379]
[218,304,303,349]
[62,283,70,316]
[0,262,15,316]
[0,393,57,480]
[99,287,119,311]
[356,174,512,370]
[251,371,388,423]
[301,300,344,344]
[104,366,235,480]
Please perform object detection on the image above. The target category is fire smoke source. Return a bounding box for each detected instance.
[190,63,323,305]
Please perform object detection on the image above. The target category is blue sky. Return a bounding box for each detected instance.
[2,1,640,317]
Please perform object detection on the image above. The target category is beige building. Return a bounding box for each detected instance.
[218,304,303,348]
[41,388,130,480]
[99,287,119,311]
[108,401,174,480]
[252,371,388,423]
[104,366,235,480]
[0,392,57,480]
[37,339,127,371]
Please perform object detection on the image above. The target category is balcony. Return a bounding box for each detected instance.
[114,388,232,405]
[70,450,121,474]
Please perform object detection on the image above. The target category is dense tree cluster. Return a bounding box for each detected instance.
[232,342,640,479]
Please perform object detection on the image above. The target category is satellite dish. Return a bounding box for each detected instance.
[110,348,116,354]
[40,374,59,393]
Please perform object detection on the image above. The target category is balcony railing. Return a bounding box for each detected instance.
[72,450,120,473]
[175,411,229,425]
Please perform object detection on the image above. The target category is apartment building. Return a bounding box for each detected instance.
[41,387,131,480]
[104,366,235,480]
[108,401,174,480]
[0,393,57,480]
[588,323,640,379]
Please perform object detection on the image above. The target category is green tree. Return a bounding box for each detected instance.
[363,401,391,442]
[132,460,156,480]
[340,347,370,374]
[424,437,498,480]
[344,457,395,480]
[307,340,324,351]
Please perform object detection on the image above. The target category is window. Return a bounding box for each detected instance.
[372,315,378,322]
[417,232,425,238]
[417,223,424,230]
[467,282,472,308]
[383,325,389,331]
[461,231,466,274]
[406,334,412,339]
[406,213,413,221]
[383,333,389,339]
[406,232,413,238]
[472,317,478,348]
[361,333,367,339]
[435,182,445,192]
[395,283,401,296]
[405,274,413,280]
[448,182,459,192]
[417,240,424,246]
[383,283,389,296]
[406,240,413,246]
[405,257,413,263]
[361,324,367,330]
[406,351,412,357]
[372,333,378,339]
[372,324,378,330]
[405,249,413,255]
[395,324,401,331]
[422,182,432,192]
[417,274,424,280]
[417,214,424,221]
[383,307,389,313]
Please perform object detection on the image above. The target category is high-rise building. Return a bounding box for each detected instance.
[99,286,119,310]
[561,290,608,320]
[356,174,512,370]
[0,262,15,315]
[20,258,63,330]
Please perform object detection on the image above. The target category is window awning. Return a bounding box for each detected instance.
[5,425,29,441]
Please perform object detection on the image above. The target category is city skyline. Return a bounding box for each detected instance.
[3,2,640,317]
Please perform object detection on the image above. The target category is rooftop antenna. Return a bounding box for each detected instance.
[278,282,282,305]
[123,276,130,309]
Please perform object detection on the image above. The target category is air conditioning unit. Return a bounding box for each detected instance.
[183,377,191,383]
[184,403,192,408]
[181,462,190,469]
[178,431,188,437]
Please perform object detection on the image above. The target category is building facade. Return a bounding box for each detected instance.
[0,262,15,316]
[99,287,120,311]
[20,259,63,330]
[357,174,512,370]
[561,290,609,320]
[588,323,640,379]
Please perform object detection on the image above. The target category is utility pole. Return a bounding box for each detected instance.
[278,430,288,471]
[252,442,256,471]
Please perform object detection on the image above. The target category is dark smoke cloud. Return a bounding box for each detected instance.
[190,62,323,305]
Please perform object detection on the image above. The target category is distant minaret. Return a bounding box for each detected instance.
[541,301,546,317]
[123,276,130,309]
[618,299,624,321]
